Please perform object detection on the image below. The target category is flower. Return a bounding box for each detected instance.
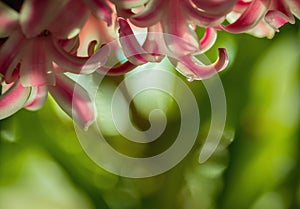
[0,0,109,129]
[221,0,300,38]
[0,0,299,128]
[113,0,230,80]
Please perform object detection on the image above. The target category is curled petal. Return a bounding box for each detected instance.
[110,0,148,9]
[20,0,69,38]
[199,27,217,53]
[141,23,165,62]
[98,60,137,75]
[116,8,135,18]
[58,36,80,54]
[265,0,295,31]
[20,37,55,87]
[181,0,225,27]
[47,1,89,39]
[78,14,116,56]
[48,36,109,74]
[129,0,166,27]
[173,48,229,80]
[0,29,25,83]
[221,0,271,33]
[248,19,275,38]
[48,73,96,130]
[82,0,113,25]
[118,17,157,64]
[191,0,237,17]
[265,10,291,31]
[0,2,19,37]
[162,0,200,55]
[24,85,48,110]
[286,0,300,19]
[0,81,31,119]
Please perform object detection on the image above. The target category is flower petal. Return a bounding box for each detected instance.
[110,0,148,9]
[78,14,115,56]
[58,36,80,55]
[0,29,25,83]
[24,85,48,110]
[141,23,165,62]
[181,0,225,27]
[173,48,229,80]
[117,17,157,64]
[48,73,96,130]
[0,1,19,37]
[97,60,137,75]
[129,0,166,27]
[0,81,31,119]
[82,0,113,25]
[265,0,295,31]
[162,0,200,55]
[199,27,217,53]
[287,0,300,19]
[20,0,69,38]
[191,0,237,17]
[48,36,109,74]
[20,37,55,87]
[47,0,89,39]
[221,0,271,33]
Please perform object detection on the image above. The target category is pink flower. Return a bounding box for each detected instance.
[0,0,109,129]
[221,0,300,38]
[1,0,299,128]
[113,0,230,80]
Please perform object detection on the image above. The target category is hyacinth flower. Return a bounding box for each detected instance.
[1,0,300,129]
[221,0,300,38]
[113,0,231,80]
[0,0,110,129]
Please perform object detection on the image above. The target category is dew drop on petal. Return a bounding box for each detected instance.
[186,75,195,82]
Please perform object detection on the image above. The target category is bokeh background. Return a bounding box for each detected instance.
[0,20,299,209]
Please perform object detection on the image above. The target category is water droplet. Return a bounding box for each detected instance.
[186,75,195,82]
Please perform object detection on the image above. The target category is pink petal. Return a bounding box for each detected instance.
[191,0,237,17]
[0,1,19,37]
[97,60,137,75]
[265,10,290,31]
[199,27,217,53]
[0,29,25,83]
[0,81,31,119]
[221,0,271,33]
[48,73,96,130]
[141,23,165,62]
[287,0,300,19]
[181,0,225,27]
[78,14,115,56]
[110,0,148,9]
[47,1,89,39]
[48,36,109,74]
[117,17,157,64]
[265,0,295,30]
[248,19,275,38]
[129,0,166,27]
[173,48,229,80]
[82,0,113,25]
[116,7,136,18]
[162,0,200,55]
[24,85,48,110]
[20,37,55,87]
[58,36,80,55]
[20,0,69,38]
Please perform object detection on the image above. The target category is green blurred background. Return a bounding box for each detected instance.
[0,21,299,209]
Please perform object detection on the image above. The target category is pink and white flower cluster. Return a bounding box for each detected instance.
[0,0,299,129]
